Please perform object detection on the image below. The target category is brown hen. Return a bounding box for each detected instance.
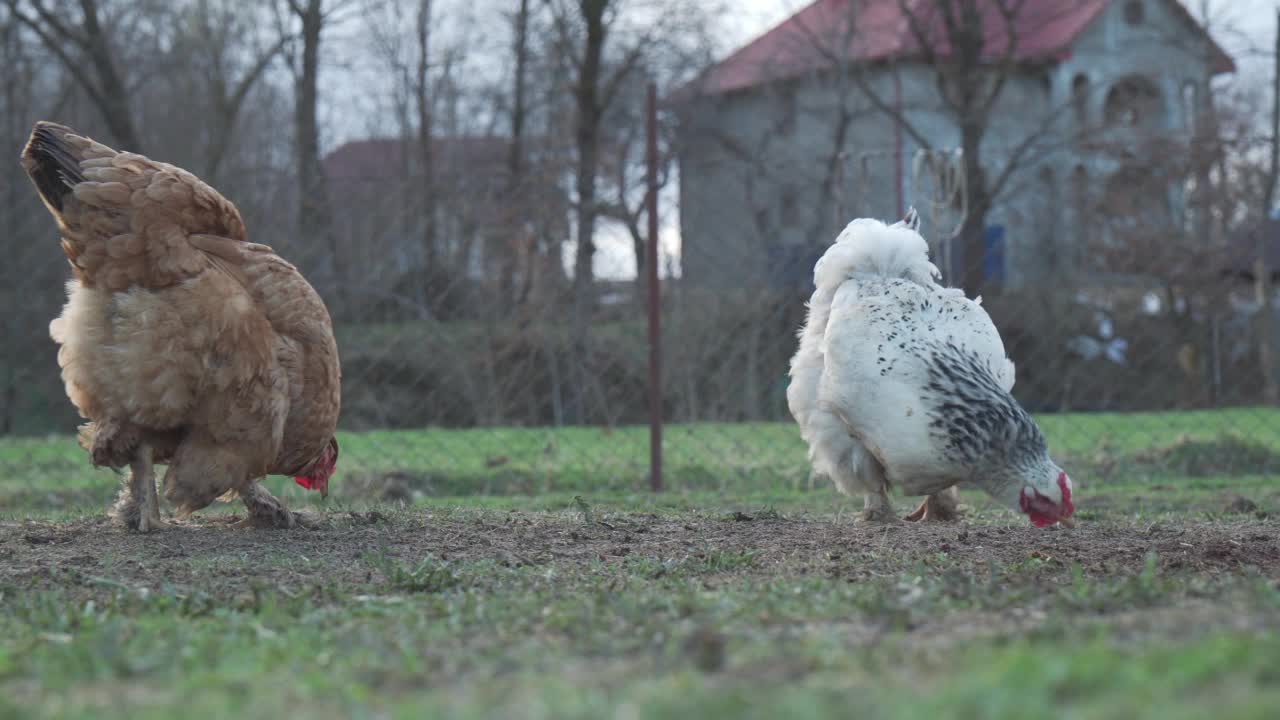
[21,122,341,532]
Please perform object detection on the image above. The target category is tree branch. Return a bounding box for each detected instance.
[6,1,107,110]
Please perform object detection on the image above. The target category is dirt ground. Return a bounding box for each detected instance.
[4,510,1278,604]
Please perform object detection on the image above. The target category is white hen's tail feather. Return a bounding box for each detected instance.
[788,210,943,467]
[812,209,941,296]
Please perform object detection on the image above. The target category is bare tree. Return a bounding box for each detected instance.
[769,0,1094,295]
[1258,8,1280,405]
[597,72,674,294]
[179,0,292,182]
[545,0,719,421]
[498,0,532,307]
[547,0,640,422]
[412,0,438,282]
[0,7,79,435]
[1085,84,1268,408]
[5,0,148,149]
[278,0,349,312]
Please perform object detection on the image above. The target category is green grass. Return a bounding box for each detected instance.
[3,542,1279,719]
[2,409,1280,718]
[3,407,1280,511]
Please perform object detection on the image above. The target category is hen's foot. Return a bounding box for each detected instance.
[903,489,963,523]
[137,505,170,532]
[236,483,312,529]
[855,505,899,523]
[119,442,167,533]
[228,512,317,530]
[110,484,141,530]
[855,489,898,523]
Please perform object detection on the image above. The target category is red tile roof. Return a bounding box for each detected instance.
[692,0,1233,96]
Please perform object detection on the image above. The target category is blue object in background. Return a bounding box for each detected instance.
[983,225,1006,286]
[944,225,1005,286]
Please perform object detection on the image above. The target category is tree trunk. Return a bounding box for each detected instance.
[79,0,141,150]
[415,0,438,296]
[1257,8,1280,405]
[568,0,609,424]
[293,0,342,314]
[205,32,288,182]
[958,121,992,296]
[501,0,530,308]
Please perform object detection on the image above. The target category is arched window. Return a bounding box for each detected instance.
[1072,74,1090,127]
[1181,82,1198,131]
[1104,75,1161,129]
[1124,1,1145,26]
[1101,165,1169,231]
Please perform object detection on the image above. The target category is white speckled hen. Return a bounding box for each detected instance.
[786,210,1074,527]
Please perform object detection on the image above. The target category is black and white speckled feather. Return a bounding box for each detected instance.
[922,342,1046,471]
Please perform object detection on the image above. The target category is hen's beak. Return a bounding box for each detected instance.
[1058,516,1076,529]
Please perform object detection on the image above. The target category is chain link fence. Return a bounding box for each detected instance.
[2,124,1279,514]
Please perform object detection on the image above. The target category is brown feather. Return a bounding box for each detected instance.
[23,122,341,517]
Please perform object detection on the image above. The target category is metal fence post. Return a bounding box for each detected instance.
[646,81,663,492]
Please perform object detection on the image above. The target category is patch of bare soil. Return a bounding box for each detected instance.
[1,511,1277,603]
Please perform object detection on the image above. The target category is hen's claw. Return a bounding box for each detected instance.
[228,511,316,530]
[233,482,316,529]
[903,488,963,523]
[856,506,899,523]
[856,488,898,523]
[136,510,169,532]
[115,441,167,533]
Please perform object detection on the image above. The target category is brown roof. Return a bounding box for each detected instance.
[323,136,509,181]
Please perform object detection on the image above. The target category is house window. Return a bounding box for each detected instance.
[1101,164,1170,237]
[1124,1,1144,25]
[1103,75,1161,129]
[1182,82,1198,131]
[1072,74,1090,127]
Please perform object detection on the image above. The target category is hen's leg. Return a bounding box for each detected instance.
[904,486,962,522]
[231,481,308,529]
[162,430,246,521]
[805,409,895,522]
[110,470,141,530]
[128,440,167,530]
[860,482,895,522]
[850,447,895,523]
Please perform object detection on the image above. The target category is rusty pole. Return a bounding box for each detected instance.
[646,81,663,492]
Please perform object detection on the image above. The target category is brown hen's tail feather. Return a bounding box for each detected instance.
[20,122,88,213]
